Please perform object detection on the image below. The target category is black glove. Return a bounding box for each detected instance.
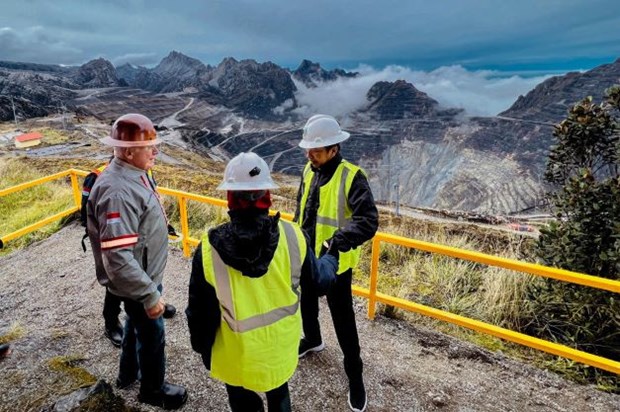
[168,224,179,237]
[320,238,339,259]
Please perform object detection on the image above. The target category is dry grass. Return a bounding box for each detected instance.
[0,322,25,345]
[0,157,75,256]
[355,213,538,354]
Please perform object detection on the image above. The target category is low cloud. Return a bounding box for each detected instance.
[0,26,82,64]
[293,64,555,118]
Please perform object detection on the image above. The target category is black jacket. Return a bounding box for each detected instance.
[294,153,379,252]
[185,209,337,368]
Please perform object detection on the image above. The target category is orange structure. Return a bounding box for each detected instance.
[14,132,43,148]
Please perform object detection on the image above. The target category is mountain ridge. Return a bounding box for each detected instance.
[1,52,619,213]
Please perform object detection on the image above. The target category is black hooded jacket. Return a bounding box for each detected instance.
[294,152,379,252]
[185,208,337,368]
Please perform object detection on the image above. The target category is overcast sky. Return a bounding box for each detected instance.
[2,0,619,115]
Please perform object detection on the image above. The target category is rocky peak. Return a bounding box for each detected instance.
[153,51,209,78]
[366,80,439,119]
[292,59,358,87]
[115,63,163,90]
[500,59,620,122]
[209,58,297,118]
[73,58,120,88]
[115,63,138,83]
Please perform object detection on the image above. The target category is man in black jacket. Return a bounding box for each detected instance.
[186,152,338,412]
[294,115,378,412]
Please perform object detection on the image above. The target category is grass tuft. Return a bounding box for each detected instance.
[0,322,25,344]
[47,355,97,389]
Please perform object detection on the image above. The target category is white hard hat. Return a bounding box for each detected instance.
[299,114,350,149]
[217,152,279,191]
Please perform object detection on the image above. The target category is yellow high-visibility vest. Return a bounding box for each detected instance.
[202,220,306,392]
[298,160,362,274]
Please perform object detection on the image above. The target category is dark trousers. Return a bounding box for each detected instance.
[103,288,122,327]
[300,268,363,386]
[118,288,166,394]
[225,382,291,412]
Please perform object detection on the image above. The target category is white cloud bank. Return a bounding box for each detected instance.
[292,65,556,118]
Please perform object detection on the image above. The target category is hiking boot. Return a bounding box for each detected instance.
[347,382,367,412]
[163,303,177,319]
[104,323,123,348]
[298,338,325,358]
[139,382,188,410]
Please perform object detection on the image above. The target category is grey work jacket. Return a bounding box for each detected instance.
[86,157,168,310]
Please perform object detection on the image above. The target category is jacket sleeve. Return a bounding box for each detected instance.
[332,170,379,251]
[185,243,220,369]
[293,174,304,224]
[300,234,337,296]
[96,193,160,309]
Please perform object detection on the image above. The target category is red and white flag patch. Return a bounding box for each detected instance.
[101,234,138,250]
[106,212,122,224]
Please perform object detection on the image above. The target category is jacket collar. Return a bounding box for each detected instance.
[110,157,149,178]
[311,152,342,175]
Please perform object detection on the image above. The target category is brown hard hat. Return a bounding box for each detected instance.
[100,113,162,147]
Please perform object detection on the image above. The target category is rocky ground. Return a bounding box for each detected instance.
[0,223,618,412]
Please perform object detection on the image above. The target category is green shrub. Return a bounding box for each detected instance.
[528,87,620,388]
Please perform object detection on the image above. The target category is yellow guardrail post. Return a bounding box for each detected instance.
[69,170,82,208]
[179,196,191,257]
[368,236,381,319]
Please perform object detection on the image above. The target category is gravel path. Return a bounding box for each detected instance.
[0,223,618,412]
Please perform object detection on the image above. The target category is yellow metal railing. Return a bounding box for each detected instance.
[1,168,619,375]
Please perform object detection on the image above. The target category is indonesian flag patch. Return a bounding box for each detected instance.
[106,212,122,224]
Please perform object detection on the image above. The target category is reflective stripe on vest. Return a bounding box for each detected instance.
[299,160,362,274]
[209,221,302,332]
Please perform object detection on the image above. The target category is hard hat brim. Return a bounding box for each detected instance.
[298,131,350,149]
[216,181,280,191]
[100,136,163,147]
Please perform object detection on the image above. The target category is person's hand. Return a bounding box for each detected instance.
[320,238,339,259]
[146,298,165,319]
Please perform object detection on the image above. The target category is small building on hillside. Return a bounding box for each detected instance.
[15,132,43,148]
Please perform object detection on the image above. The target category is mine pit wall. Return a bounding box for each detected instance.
[362,141,543,215]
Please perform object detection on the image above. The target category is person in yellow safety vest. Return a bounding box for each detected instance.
[186,152,339,412]
[294,114,378,412]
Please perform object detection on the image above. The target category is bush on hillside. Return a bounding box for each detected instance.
[527,87,620,385]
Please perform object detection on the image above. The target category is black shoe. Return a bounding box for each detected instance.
[139,382,188,410]
[104,324,123,348]
[163,303,177,319]
[298,337,325,358]
[348,382,367,412]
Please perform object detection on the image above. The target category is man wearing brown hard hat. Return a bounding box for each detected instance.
[86,113,187,409]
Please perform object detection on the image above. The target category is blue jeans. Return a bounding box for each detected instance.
[118,285,166,394]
